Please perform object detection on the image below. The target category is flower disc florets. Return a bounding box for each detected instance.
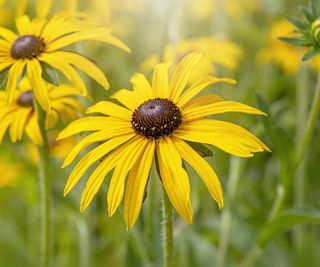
[131,98,182,139]
[17,90,34,107]
[10,35,45,60]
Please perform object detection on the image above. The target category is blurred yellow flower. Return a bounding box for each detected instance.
[258,19,320,74]
[141,37,242,84]
[0,14,130,111]
[0,159,22,188]
[0,77,84,145]
[59,52,269,229]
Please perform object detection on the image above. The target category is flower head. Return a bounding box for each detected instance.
[59,52,270,229]
[0,77,84,145]
[0,14,130,111]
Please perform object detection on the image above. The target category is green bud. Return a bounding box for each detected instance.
[311,17,320,44]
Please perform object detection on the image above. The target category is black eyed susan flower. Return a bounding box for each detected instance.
[0,77,84,145]
[58,52,270,229]
[0,14,130,111]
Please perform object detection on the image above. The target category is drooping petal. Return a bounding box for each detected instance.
[9,107,32,142]
[0,27,17,43]
[172,137,224,208]
[50,51,109,89]
[62,126,134,168]
[0,113,14,144]
[39,53,87,95]
[63,133,135,196]
[79,136,142,211]
[152,63,171,98]
[169,52,203,101]
[25,111,43,145]
[58,117,127,139]
[177,76,236,108]
[27,60,51,111]
[124,140,155,229]
[183,94,223,110]
[93,35,131,53]
[157,137,193,223]
[175,119,271,157]
[107,137,148,217]
[86,101,132,121]
[183,101,267,122]
[5,62,26,104]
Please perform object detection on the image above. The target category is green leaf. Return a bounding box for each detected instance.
[300,7,317,23]
[257,208,320,247]
[285,16,308,31]
[186,141,213,158]
[278,37,312,47]
[41,63,60,85]
[302,47,320,61]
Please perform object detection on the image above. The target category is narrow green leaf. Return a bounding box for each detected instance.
[300,7,317,23]
[302,47,320,61]
[278,37,312,46]
[186,141,213,158]
[285,16,308,31]
[41,62,60,85]
[257,208,320,247]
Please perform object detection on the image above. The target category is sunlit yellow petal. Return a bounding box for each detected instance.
[183,101,267,122]
[9,108,32,142]
[175,119,271,157]
[177,76,236,108]
[86,101,132,121]
[36,0,52,18]
[111,89,142,110]
[0,113,14,144]
[170,52,203,101]
[152,63,171,98]
[0,27,17,43]
[5,62,26,104]
[108,137,148,217]
[94,35,131,53]
[172,137,224,208]
[58,117,127,139]
[130,73,154,100]
[64,134,135,196]
[25,111,43,145]
[15,15,32,35]
[183,94,224,109]
[124,140,155,229]
[27,60,51,111]
[157,137,193,223]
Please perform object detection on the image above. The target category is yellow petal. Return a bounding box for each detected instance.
[177,76,236,108]
[172,137,224,209]
[107,137,148,217]
[175,119,271,157]
[27,60,51,111]
[0,27,17,42]
[64,133,135,196]
[51,51,109,89]
[157,137,193,223]
[170,52,203,101]
[111,89,142,111]
[152,63,171,98]
[62,126,133,168]
[5,62,26,104]
[183,101,267,122]
[0,112,14,144]
[9,108,32,142]
[36,0,52,18]
[79,136,141,212]
[49,84,81,99]
[25,111,43,145]
[130,73,154,100]
[94,35,131,53]
[86,101,132,121]
[39,54,87,95]
[124,140,155,230]
[0,59,14,72]
[15,15,32,35]
[183,94,223,110]
[58,116,127,139]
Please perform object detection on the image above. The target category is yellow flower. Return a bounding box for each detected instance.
[141,37,242,84]
[0,77,84,145]
[258,19,320,74]
[59,52,270,229]
[0,14,130,111]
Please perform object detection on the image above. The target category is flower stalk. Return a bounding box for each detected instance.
[35,100,52,267]
[162,188,174,267]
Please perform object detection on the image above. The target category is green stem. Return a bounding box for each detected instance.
[162,188,174,267]
[35,100,52,267]
[217,157,242,267]
[240,69,320,267]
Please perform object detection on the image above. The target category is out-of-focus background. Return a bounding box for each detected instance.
[0,0,319,266]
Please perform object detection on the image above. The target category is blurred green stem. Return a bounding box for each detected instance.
[217,157,242,267]
[75,218,90,267]
[162,188,174,267]
[35,100,51,267]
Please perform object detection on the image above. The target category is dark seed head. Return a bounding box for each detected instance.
[10,35,45,60]
[131,98,182,139]
[17,90,34,107]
